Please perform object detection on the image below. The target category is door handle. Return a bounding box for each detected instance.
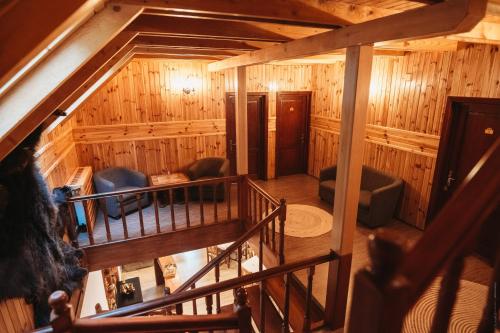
[229,139,237,152]
[444,170,455,191]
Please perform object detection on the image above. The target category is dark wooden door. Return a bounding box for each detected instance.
[226,93,267,179]
[276,92,310,177]
[429,97,499,262]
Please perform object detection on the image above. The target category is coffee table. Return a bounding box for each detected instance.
[116,277,143,308]
[149,173,190,205]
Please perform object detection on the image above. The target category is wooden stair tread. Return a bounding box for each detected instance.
[265,276,324,332]
[246,285,284,333]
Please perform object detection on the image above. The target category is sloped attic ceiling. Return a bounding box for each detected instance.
[0,0,496,163]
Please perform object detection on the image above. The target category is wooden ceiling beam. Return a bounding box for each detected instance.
[133,53,226,60]
[132,46,239,57]
[132,35,260,51]
[208,0,487,71]
[0,4,142,161]
[118,0,351,28]
[126,14,291,42]
[0,0,100,91]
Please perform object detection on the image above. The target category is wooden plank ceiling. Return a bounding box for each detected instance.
[0,0,497,161]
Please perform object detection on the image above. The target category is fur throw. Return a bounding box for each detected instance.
[0,127,87,327]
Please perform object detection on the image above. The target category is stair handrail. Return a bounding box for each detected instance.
[174,203,283,294]
[348,138,500,333]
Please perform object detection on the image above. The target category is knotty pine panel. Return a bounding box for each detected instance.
[36,121,79,189]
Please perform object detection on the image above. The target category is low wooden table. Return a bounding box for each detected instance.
[149,173,190,205]
[116,277,143,308]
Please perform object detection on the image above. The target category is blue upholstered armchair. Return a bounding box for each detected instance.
[94,167,150,218]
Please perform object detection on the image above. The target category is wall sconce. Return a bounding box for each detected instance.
[172,76,201,95]
[182,87,195,95]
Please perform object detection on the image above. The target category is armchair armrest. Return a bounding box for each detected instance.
[319,165,337,182]
[218,159,230,177]
[368,179,403,227]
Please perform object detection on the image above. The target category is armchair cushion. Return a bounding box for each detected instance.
[318,165,403,227]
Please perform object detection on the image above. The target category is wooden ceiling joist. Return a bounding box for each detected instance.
[207,0,487,71]
[132,35,260,51]
[119,0,352,28]
[0,0,99,91]
[0,3,142,161]
[131,46,239,57]
[126,15,291,42]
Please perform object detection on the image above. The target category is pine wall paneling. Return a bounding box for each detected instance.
[36,120,79,189]
[310,43,500,228]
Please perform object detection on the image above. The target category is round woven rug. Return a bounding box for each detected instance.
[277,204,332,238]
[403,277,487,333]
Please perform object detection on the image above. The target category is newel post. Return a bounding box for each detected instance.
[234,287,252,333]
[238,175,249,224]
[278,198,286,265]
[347,230,409,333]
[48,291,74,333]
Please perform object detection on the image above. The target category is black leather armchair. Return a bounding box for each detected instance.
[186,158,229,202]
[319,165,403,227]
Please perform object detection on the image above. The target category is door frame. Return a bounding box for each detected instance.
[427,96,500,223]
[275,91,312,178]
[225,92,269,179]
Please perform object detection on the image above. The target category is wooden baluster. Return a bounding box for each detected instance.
[272,203,276,252]
[67,202,79,247]
[227,180,231,222]
[83,200,94,245]
[169,189,176,231]
[259,227,264,272]
[199,186,204,226]
[175,303,183,315]
[238,245,242,277]
[152,192,161,233]
[213,184,218,223]
[48,291,74,333]
[164,287,173,315]
[282,273,291,333]
[260,281,266,333]
[258,193,263,221]
[136,194,145,236]
[278,198,286,264]
[100,199,112,242]
[191,283,198,315]
[253,188,257,224]
[205,294,213,314]
[215,263,221,313]
[265,200,269,244]
[303,266,316,332]
[119,195,129,238]
[430,256,465,333]
[184,187,190,228]
[234,288,252,333]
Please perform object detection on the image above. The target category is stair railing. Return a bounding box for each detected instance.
[348,138,500,333]
[67,175,242,247]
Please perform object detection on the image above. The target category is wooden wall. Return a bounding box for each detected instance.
[36,120,79,189]
[309,43,500,228]
[0,298,34,333]
[70,60,313,178]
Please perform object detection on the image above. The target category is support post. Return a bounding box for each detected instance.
[325,44,373,329]
[234,66,248,175]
